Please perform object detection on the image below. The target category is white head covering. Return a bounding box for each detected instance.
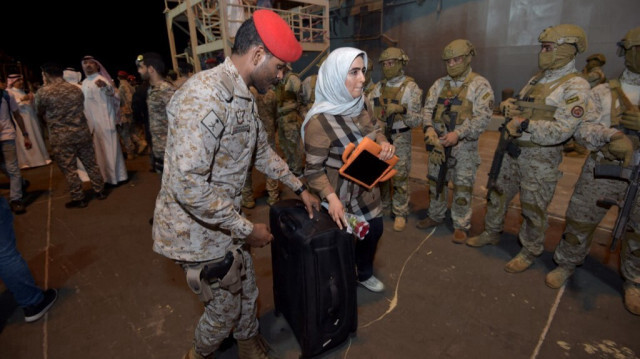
[7,74,22,88]
[81,55,116,87]
[301,47,368,142]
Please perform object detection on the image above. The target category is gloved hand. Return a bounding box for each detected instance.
[620,111,640,131]
[500,98,522,118]
[424,127,439,147]
[505,118,524,138]
[429,144,446,166]
[384,103,406,117]
[603,131,633,167]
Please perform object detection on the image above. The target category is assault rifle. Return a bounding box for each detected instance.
[427,98,460,195]
[594,151,640,251]
[485,117,522,200]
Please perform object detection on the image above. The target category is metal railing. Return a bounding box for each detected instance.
[165,0,329,72]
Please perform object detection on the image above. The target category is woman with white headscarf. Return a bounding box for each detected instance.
[6,74,51,169]
[302,47,395,292]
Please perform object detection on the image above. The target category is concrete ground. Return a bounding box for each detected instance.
[1,129,639,359]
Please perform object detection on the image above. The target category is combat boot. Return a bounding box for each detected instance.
[504,249,535,273]
[237,334,277,359]
[182,346,205,359]
[393,217,406,232]
[241,198,256,209]
[465,231,500,247]
[416,217,442,230]
[624,282,640,316]
[452,229,468,244]
[545,264,575,289]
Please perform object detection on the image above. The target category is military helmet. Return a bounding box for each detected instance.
[442,39,476,60]
[586,53,606,65]
[379,47,409,64]
[618,27,640,55]
[538,24,587,53]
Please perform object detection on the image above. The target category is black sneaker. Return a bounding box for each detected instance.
[10,200,26,214]
[23,289,58,323]
[65,199,88,209]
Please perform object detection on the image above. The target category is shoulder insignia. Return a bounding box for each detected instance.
[565,96,579,105]
[482,92,491,100]
[571,105,584,118]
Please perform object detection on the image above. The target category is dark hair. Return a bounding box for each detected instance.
[232,18,272,57]
[142,52,167,77]
[178,62,193,75]
[167,70,178,81]
[41,62,64,77]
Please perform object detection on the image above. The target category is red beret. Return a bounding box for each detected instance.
[117,70,129,77]
[205,58,217,64]
[253,9,302,63]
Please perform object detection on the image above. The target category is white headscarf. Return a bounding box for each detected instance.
[301,47,368,142]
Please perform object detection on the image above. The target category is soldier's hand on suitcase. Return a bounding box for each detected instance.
[379,142,395,160]
[300,190,320,219]
[246,223,273,248]
[326,193,347,229]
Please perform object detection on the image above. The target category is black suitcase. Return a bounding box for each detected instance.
[270,199,357,358]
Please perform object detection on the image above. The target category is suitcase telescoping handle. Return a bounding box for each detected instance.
[327,275,339,318]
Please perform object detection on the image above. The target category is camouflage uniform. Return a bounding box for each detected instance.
[152,58,305,356]
[422,68,494,231]
[147,80,176,172]
[117,80,136,157]
[368,75,422,220]
[298,74,317,120]
[276,71,304,176]
[582,54,607,88]
[554,69,640,286]
[35,79,104,201]
[483,60,591,258]
[242,87,279,206]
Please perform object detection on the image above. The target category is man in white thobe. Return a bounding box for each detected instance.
[81,55,127,185]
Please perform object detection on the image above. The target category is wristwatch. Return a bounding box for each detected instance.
[294,184,307,196]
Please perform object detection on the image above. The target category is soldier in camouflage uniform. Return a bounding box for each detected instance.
[466,24,601,273]
[564,53,608,156]
[241,86,279,208]
[116,71,136,159]
[275,63,304,176]
[363,58,375,97]
[417,40,494,243]
[151,11,319,359]
[136,52,176,173]
[35,62,106,209]
[367,47,423,231]
[546,27,640,316]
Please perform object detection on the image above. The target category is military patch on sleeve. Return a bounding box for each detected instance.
[566,96,580,105]
[201,110,225,139]
[571,105,584,118]
[482,92,491,100]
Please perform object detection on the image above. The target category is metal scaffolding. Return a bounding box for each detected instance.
[164,0,330,72]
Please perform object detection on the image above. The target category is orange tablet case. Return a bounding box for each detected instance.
[339,137,398,190]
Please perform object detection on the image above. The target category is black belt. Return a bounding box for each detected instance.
[391,127,411,135]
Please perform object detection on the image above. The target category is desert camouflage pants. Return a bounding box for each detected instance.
[485,145,563,256]
[554,155,640,283]
[380,130,411,218]
[277,111,304,177]
[427,141,480,231]
[51,140,104,201]
[185,248,259,357]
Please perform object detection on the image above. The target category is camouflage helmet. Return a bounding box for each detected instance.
[379,47,409,64]
[586,53,606,65]
[618,27,640,55]
[442,39,476,60]
[538,24,587,53]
